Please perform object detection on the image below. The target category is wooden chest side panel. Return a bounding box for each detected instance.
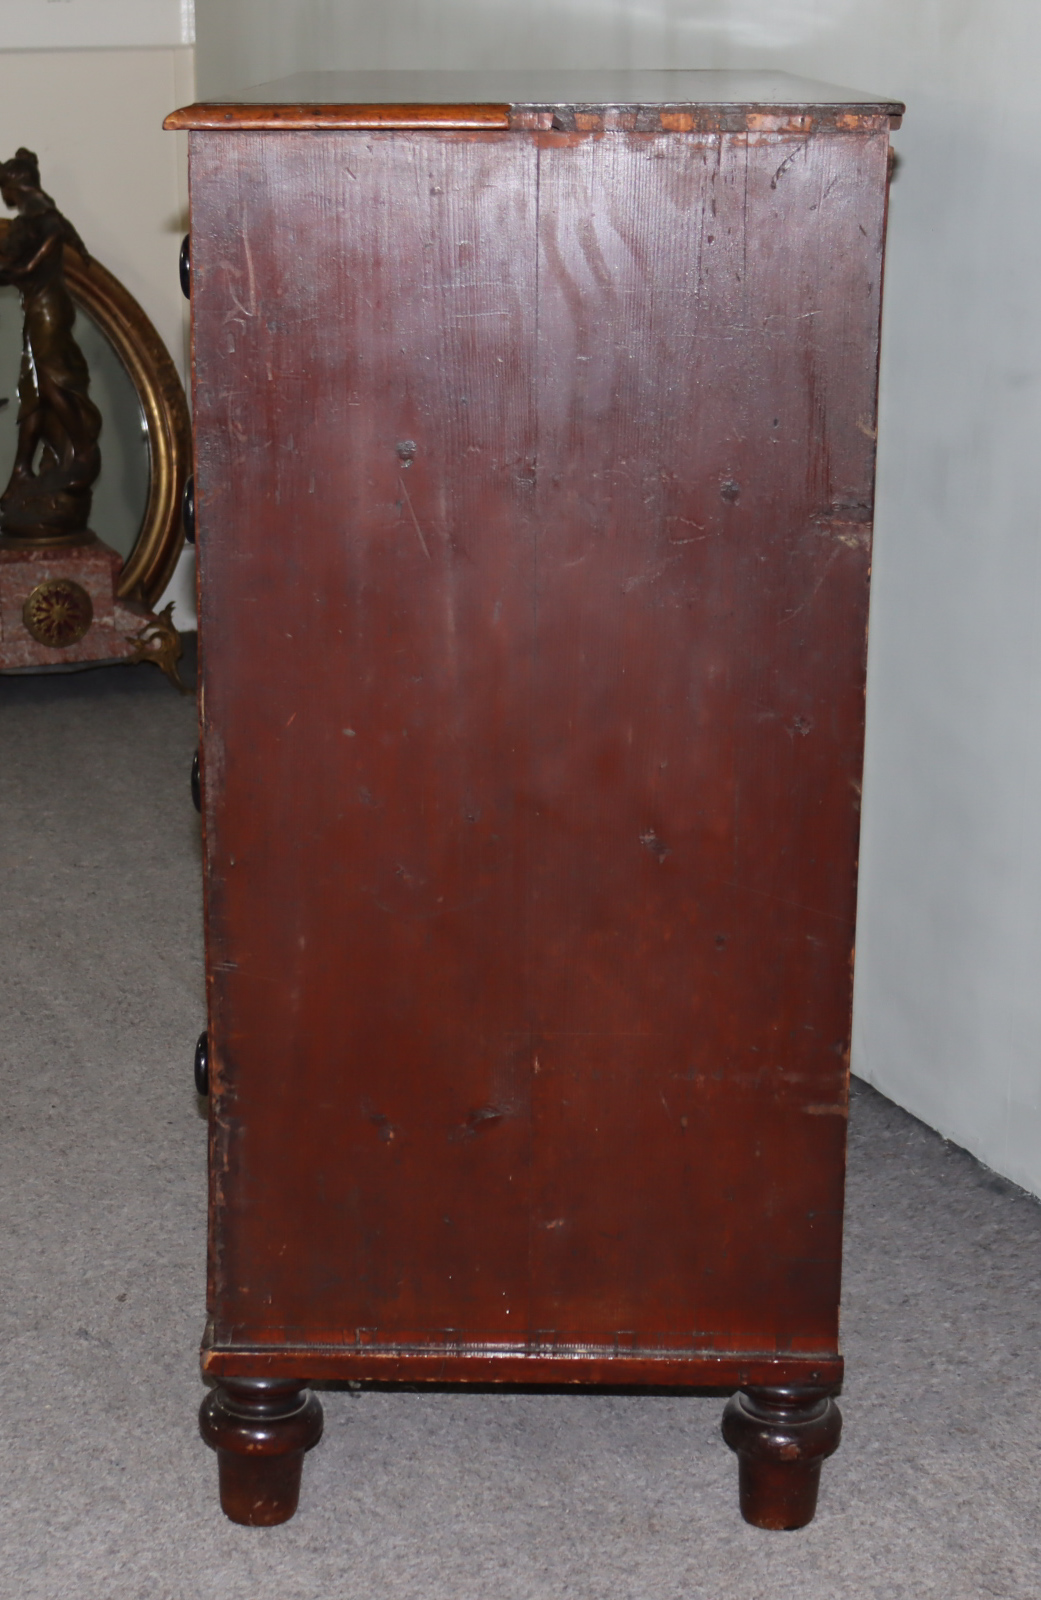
[192,131,540,1341]
[528,128,888,1348]
[192,126,888,1361]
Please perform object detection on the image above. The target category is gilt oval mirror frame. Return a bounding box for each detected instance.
[0,218,192,608]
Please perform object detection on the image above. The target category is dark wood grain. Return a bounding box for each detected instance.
[526,125,886,1356]
[193,123,884,1366]
[192,130,541,1354]
[183,103,895,1523]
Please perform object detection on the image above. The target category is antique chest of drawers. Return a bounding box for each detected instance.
[167,70,901,1529]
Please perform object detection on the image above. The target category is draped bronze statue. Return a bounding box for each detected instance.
[0,148,101,543]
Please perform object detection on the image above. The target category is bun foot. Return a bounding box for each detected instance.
[199,1378,324,1525]
[721,1385,841,1530]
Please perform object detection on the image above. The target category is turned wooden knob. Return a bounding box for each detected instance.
[194,1031,209,1097]
[179,234,191,299]
[182,474,195,544]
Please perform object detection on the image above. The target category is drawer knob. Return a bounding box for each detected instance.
[182,474,195,544]
[180,234,191,299]
[191,749,201,812]
[194,1031,209,1097]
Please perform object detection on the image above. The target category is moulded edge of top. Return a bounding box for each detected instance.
[164,101,903,134]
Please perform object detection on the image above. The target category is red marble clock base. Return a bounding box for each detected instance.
[0,536,185,687]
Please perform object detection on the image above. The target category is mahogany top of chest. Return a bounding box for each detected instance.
[166,68,903,133]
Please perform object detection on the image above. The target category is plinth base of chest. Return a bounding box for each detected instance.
[198,1334,844,1530]
[201,1335,843,1391]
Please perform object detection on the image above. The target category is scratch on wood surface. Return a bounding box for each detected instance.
[770,136,814,189]
[665,514,707,542]
[816,520,871,550]
[242,229,256,314]
[717,876,848,927]
[399,476,431,559]
[225,223,257,323]
[623,556,681,593]
[639,828,671,863]
[779,547,841,623]
[449,1104,508,1142]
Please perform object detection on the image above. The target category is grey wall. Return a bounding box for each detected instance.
[195,2,871,95]
[193,0,1041,1197]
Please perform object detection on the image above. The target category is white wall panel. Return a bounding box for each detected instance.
[0,1,193,50]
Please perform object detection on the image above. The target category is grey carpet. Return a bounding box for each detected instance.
[2,651,1039,1599]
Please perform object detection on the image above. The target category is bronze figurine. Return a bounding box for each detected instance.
[0,148,101,544]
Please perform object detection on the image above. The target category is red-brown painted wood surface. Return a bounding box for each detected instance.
[189,123,889,1385]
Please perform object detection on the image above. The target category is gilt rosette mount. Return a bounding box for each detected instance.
[22,574,93,646]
